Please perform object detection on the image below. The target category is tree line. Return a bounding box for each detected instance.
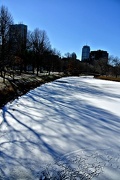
[0,5,120,79]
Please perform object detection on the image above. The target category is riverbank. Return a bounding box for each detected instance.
[95,75,120,82]
[0,72,64,108]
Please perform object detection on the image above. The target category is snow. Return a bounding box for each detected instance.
[0,76,120,179]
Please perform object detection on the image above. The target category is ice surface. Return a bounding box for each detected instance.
[0,76,120,179]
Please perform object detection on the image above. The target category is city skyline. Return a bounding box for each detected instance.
[0,0,120,59]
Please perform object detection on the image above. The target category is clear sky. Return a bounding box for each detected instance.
[1,0,120,59]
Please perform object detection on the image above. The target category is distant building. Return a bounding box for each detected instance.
[90,50,108,61]
[9,24,27,54]
[81,45,90,61]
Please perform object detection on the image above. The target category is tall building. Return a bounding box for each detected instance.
[9,24,27,54]
[81,45,90,61]
[90,50,108,61]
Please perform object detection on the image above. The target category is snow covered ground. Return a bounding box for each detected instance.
[0,76,120,179]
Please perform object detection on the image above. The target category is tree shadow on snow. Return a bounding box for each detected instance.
[0,77,120,179]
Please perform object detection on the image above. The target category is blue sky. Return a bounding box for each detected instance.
[1,0,120,59]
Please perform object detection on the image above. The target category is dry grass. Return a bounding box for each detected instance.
[95,76,120,82]
[0,86,15,107]
[0,73,64,108]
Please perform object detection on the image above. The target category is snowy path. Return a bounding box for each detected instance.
[0,76,120,179]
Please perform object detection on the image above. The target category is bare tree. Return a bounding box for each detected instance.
[108,56,120,77]
[0,5,14,80]
[64,52,71,59]
[29,28,51,76]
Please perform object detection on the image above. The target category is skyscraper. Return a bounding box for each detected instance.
[9,24,27,54]
[90,50,108,61]
[81,45,90,61]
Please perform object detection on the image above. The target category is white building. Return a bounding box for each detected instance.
[81,45,90,61]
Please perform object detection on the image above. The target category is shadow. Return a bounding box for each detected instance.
[0,76,120,179]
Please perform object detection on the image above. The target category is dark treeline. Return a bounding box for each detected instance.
[0,5,120,80]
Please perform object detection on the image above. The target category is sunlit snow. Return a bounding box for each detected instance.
[0,76,120,179]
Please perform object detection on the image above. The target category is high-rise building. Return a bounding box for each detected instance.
[81,45,90,61]
[9,24,27,54]
[90,50,108,61]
